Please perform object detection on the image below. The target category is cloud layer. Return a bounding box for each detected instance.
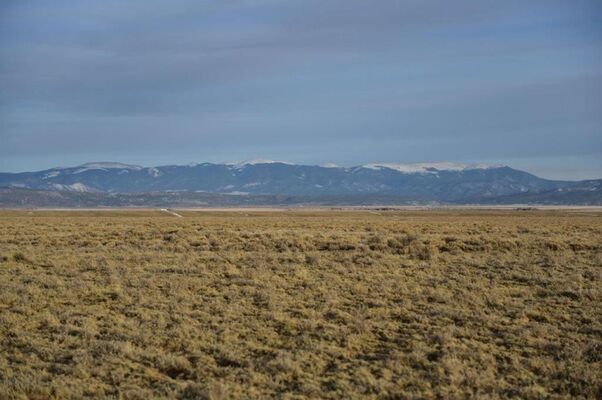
[1,0,601,179]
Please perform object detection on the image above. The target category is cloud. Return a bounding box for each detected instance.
[0,0,601,178]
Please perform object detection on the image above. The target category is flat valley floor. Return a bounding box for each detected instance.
[0,210,600,399]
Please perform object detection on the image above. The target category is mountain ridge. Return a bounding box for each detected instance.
[1,160,598,205]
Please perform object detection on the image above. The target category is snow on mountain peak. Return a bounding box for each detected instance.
[362,162,504,174]
[79,162,143,170]
[231,159,294,168]
[72,162,143,174]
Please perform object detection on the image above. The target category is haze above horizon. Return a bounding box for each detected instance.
[1,1,601,180]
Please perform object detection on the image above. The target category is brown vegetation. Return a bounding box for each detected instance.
[0,209,600,399]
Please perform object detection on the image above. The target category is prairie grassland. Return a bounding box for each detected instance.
[0,210,600,399]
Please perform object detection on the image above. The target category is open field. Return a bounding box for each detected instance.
[0,210,600,399]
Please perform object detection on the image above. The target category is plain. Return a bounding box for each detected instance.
[0,209,600,399]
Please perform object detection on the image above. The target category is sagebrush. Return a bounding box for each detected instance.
[0,210,600,399]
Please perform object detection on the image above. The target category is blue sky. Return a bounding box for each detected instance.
[1,0,601,179]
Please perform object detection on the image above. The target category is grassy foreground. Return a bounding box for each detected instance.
[0,209,600,399]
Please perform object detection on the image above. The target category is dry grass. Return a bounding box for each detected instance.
[0,209,600,399]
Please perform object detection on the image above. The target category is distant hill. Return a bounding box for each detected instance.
[477,179,602,205]
[0,187,428,208]
[0,187,288,208]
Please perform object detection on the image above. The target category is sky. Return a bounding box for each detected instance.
[1,0,601,180]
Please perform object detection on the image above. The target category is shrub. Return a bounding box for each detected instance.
[13,252,29,263]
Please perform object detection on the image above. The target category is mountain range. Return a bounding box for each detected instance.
[1,161,600,206]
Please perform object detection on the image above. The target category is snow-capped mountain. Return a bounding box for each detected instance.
[0,160,584,203]
[361,162,504,174]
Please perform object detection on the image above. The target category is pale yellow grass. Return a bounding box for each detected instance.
[0,210,600,399]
